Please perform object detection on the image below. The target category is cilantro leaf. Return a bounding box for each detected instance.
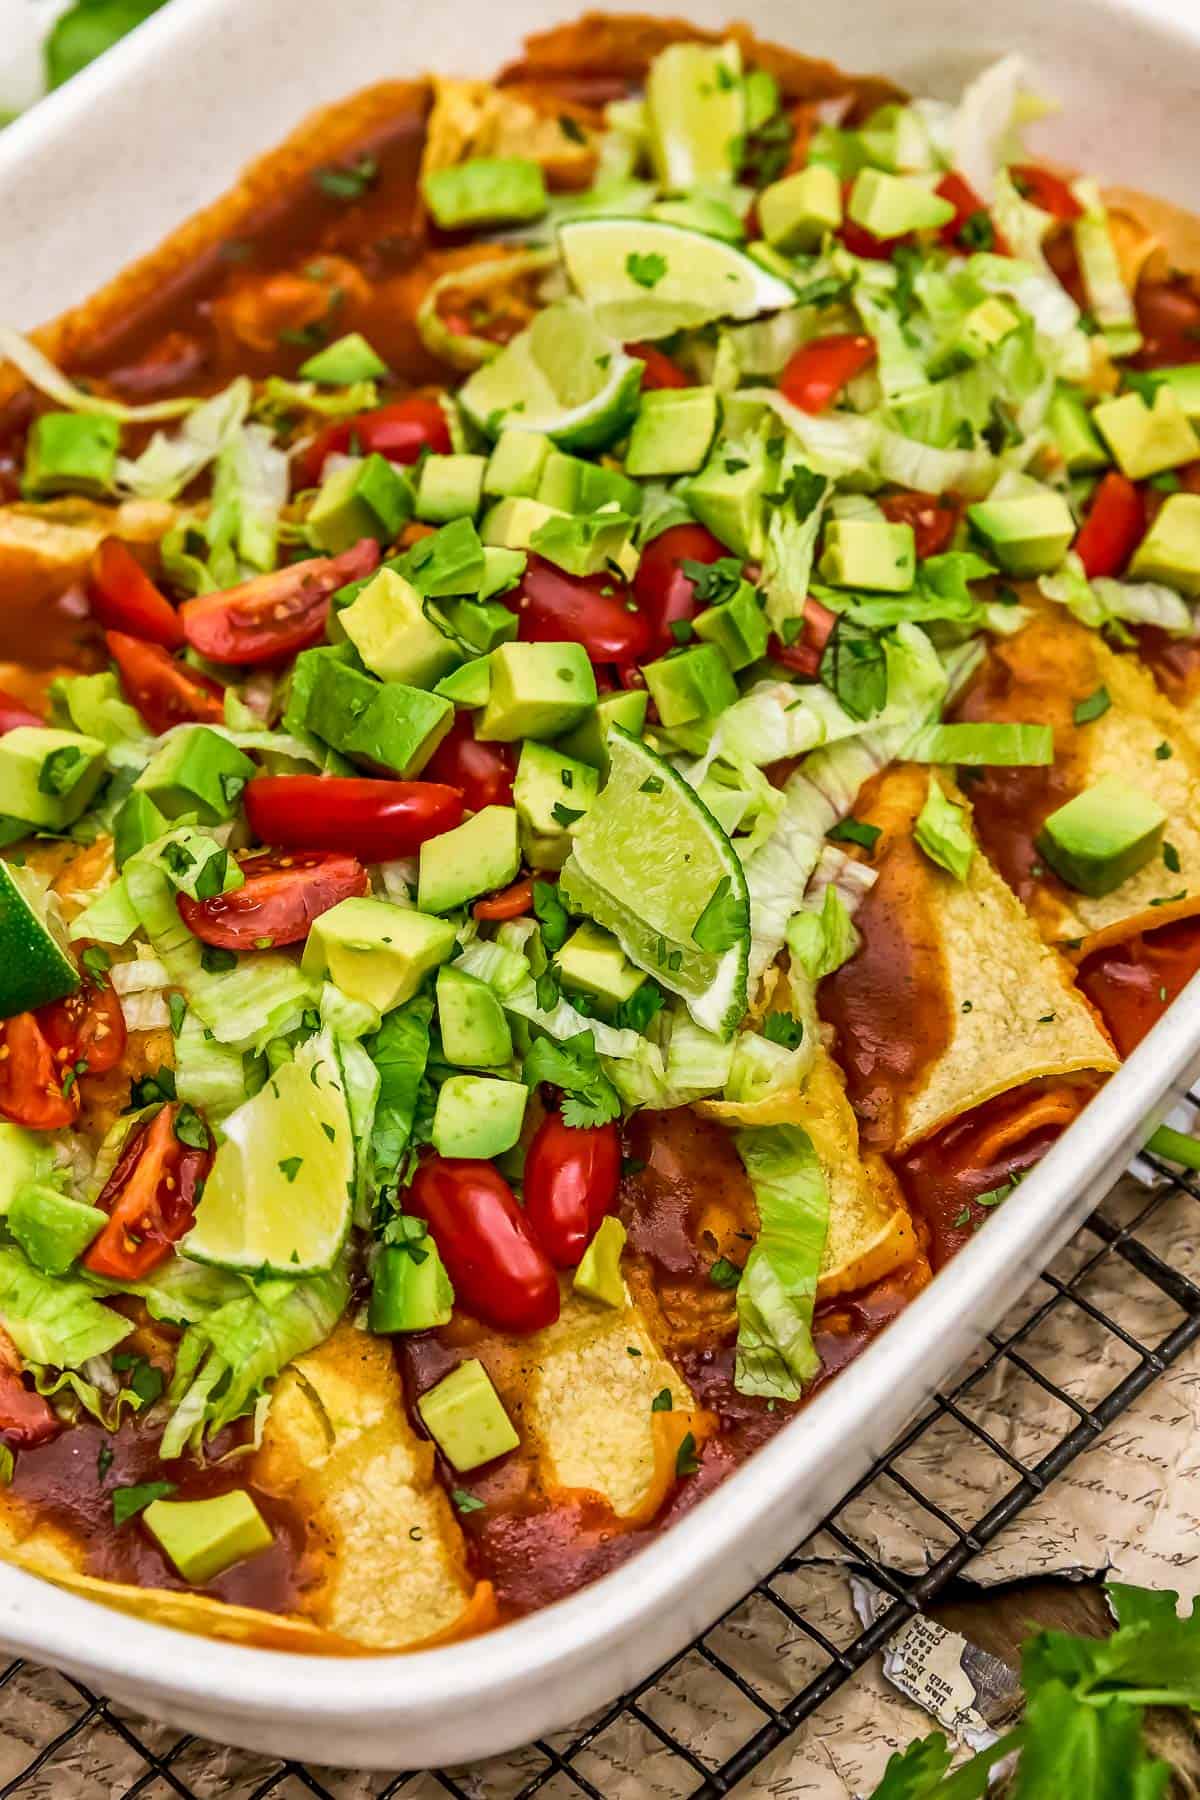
[523,1030,621,1129]
[692,874,749,954]
[532,880,570,954]
[626,251,667,289]
[820,621,888,722]
[680,557,744,606]
[112,1479,175,1529]
[762,1011,804,1049]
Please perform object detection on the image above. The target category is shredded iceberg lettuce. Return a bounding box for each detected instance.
[116,379,252,500]
[732,1125,830,1399]
[0,1247,130,1368]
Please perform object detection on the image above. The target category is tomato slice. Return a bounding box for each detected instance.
[0,1012,80,1131]
[0,1327,59,1448]
[37,968,127,1077]
[408,1155,560,1333]
[176,849,369,950]
[633,523,727,656]
[523,1112,620,1268]
[295,394,453,487]
[1133,276,1200,369]
[779,334,877,415]
[1073,472,1146,579]
[180,539,379,666]
[84,1103,211,1281]
[244,775,463,861]
[510,555,652,666]
[624,342,691,389]
[472,877,534,922]
[1009,163,1083,222]
[424,713,516,812]
[934,172,1011,256]
[0,688,44,734]
[89,538,184,648]
[768,596,838,676]
[879,490,963,561]
[106,631,225,735]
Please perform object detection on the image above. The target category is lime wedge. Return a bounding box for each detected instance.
[560,728,749,1040]
[457,298,643,450]
[0,860,79,1015]
[183,1030,354,1277]
[558,218,797,340]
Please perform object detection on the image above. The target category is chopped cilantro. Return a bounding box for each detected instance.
[626,251,668,289]
[113,1480,175,1529]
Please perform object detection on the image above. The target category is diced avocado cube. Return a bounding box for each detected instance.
[1093,387,1200,481]
[642,643,738,727]
[393,517,486,598]
[340,567,460,688]
[302,896,456,1012]
[435,656,492,707]
[134,727,254,825]
[513,741,599,837]
[415,454,487,525]
[477,551,527,604]
[281,641,356,748]
[650,193,746,241]
[1035,775,1167,897]
[22,412,119,499]
[573,1214,628,1308]
[0,1125,51,1215]
[645,39,744,194]
[343,453,414,541]
[932,297,1020,376]
[692,578,769,670]
[626,388,720,478]
[113,790,170,870]
[484,431,552,499]
[556,688,648,771]
[966,493,1076,577]
[298,331,388,384]
[481,496,565,552]
[687,444,770,558]
[847,169,956,238]
[308,454,413,552]
[143,1491,273,1586]
[477,641,597,741]
[536,452,642,517]
[368,1237,454,1333]
[1129,492,1200,596]
[818,519,916,593]
[743,65,779,132]
[439,592,519,655]
[759,164,842,252]
[1153,364,1200,421]
[556,921,645,1006]
[1048,388,1110,474]
[416,1358,519,1472]
[529,508,639,582]
[436,965,513,1068]
[417,805,520,912]
[305,661,453,775]
[431,1073,528,1158]
[422,156,547,230]
[0,725,106,833]
[9,1183,105,1275]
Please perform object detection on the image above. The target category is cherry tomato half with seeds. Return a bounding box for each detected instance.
[0,1327,59,1447]
[176,850,369,950]
[767,596,838,677]
[624,342,691,389]
[179,539,379,666]
[245,775,463,862]
[423,711,516,812]
[0,1012,80,1131]
[1133,276,1200,369]
[106,632,225,735]
[523,1112,620,1268]
[295,394,453,487]
[879,490,963,561]
[88,538,184,648]
[84,1103,211,1282]
[0,688,43,734]
[509,555,652,667]
[1008,163,1083,222]
[472,877,535,922]
[408,1156,560,1334]
[633,523,727,657]
[37,969,127,1077]
[778,334,877,415]
[1073,472,1146,579]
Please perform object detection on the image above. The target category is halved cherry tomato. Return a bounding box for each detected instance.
[768,596,838,677]
[88,538,184,648]
[779,334,877,415]
[1134,277,1200,369]
[84,1103,211,1281]
[245,775,463,861]
[0,1012,79,1131]
[633,523,727,656]
[0,688,43,734]
[624,342,691,389]
[879,490,963,561]
[1073,472,1145,579]
[177,849,369,950]
[523,1112,620,1268]
[37,969,126,1078]
[424,712,516,811]
[0,1328,59,1448]
[180,539,379,666]
[473,877,534,922]
[408,1155,560,1333]
[1009,163,1082,222]
[934,172,1011,256]
[106,631,224,735]
[295,394,453,487]
[509,555,652,667]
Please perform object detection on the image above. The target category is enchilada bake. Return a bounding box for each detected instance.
[0,12,1196,1651]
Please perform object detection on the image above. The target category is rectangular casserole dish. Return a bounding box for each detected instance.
[0,0,1197,1767]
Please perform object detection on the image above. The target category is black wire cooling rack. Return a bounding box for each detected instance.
[0,1129,1197,1800]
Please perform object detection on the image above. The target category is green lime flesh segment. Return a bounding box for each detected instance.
[457,298,643,451]
[560,727,749,1039]
[557,218,797,341]
[183,1030,353,1276]
[0,861,79,1016]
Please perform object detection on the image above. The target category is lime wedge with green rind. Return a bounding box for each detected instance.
[557,217,797,340]
[560,727,749,1040]
[0,860,80,1016]
[183,1029,354,1277]
[457,298,643,450]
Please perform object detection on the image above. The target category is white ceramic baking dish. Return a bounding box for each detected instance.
[0,0,1198,1767]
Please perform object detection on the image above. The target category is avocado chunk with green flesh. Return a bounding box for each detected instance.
[573,1214,628,1308]
[477,641,597,741]
[513,740,599,837]
[302,897,457,1012]
[1152,365,1200,421]
[687,447,770,559]
[932,297,1020,375]
[1048,387,1110,474]
[759,164,842,252]
[485,431,552,500]
[536,451,642,517]
[477,550,526,605]
[555,921,645,1005]
[528,509,639,582]
[298,332,387,384]
[481,497,565,553]
[423,157,547,229]
[9,1183,105,1275]
[416,1358,519,1471]
[438,591,518,655]
[966,493,1076,577]
[0,1124,51,1215]
[626,388,720,477]
[1035,775,1167,897]
[436,965,513,1068]
[308,454,413,553]
[415,454,487,525]
[280,643,357,771]
[113,790,170,870]
[692,578,769,669]
[0,859,80,1016]
[417,805,521,912]
[819,519,916,592]
[134,727,254,825]
[368,1237,454,1333]
[431,1074,528,1158]
[143,1491,273,1586]
[0,726,107,832]
[1129,492,1200,596]
[305,661,453,775]
[642,643,738,727]
[555,688,648,770]
[435,657,492,707]
[645,39,744,194]
[1093,387,1200,480]
[847,169,956,238]
[23,412,119,499]
[340,568,461,688]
